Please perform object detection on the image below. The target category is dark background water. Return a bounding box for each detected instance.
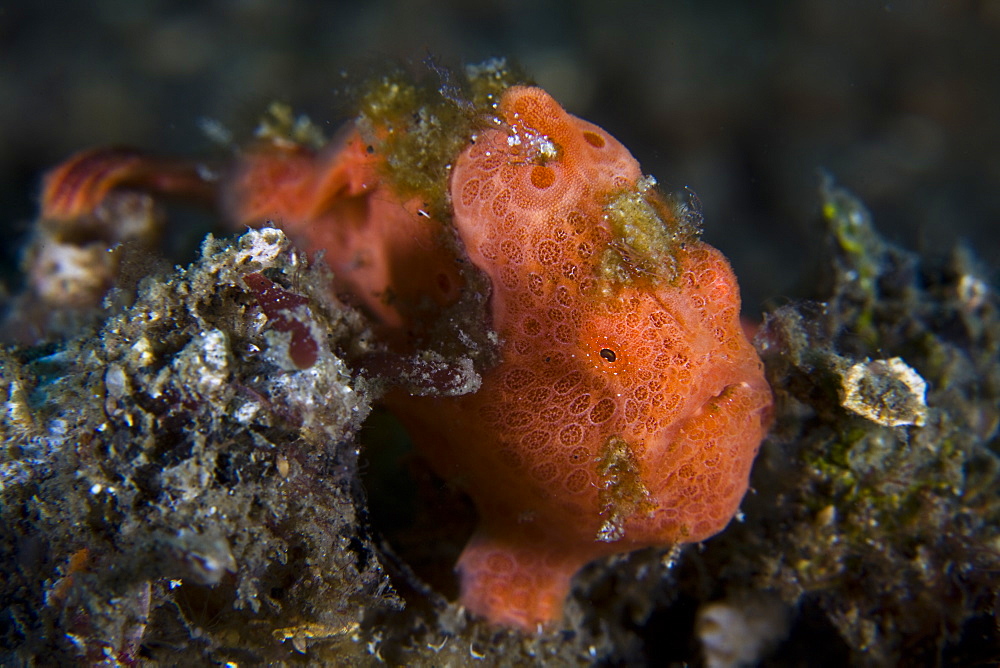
[2,0,998,312]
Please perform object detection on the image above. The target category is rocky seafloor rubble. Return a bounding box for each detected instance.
[1,179,998,666]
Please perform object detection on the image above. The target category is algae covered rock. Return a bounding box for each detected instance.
[738,178,1000,665]
[0,228,396,664]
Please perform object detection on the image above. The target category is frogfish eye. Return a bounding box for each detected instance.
[599,348,617,363]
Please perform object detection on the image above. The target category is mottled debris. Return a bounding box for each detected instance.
[0,228,397,664]
[839,357,928,427]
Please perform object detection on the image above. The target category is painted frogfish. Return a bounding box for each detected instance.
[41,62,773,631]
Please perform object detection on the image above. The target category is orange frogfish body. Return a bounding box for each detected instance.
[222,132,465,348]
[39,80,772,632]
[393,87,772,629]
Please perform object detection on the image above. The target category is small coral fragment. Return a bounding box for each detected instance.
[839,357,928,427]
[254,101,326,150]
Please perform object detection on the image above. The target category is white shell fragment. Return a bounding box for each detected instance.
[840,357,928,427]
